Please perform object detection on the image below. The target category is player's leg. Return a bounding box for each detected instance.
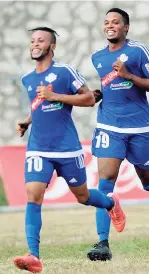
[56,156,116,210]
[135,168,149,191]
[127,132,149,192]
[13,156,54,273]
[129,131,149,190]
[87,128,126,260]
[57,155,125,257]
[90,157,121,261]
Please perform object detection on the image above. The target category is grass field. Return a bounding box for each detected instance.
[0,205,149,274]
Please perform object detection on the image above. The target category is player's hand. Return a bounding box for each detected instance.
[36,82,56,101]
[16,122,29,137]
[93,89,102,103]
[113,59,131,79]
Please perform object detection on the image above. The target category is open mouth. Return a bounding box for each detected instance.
[106,30,116,37]
[32,48,41,54]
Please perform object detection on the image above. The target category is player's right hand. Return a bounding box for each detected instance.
[16,122,29,137]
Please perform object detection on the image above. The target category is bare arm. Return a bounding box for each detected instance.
[16,113,32,137]
[37,84,95,107]
[22,114,32,125]
[113,59,149,90]
[127,74,149,90]
[55,85,95,106]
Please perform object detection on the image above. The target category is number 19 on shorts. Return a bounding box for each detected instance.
[95,131,109,148]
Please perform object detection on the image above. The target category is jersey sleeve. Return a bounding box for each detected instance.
[140,45,149,78]
[91,54,97,71]
[21,75,27,91]
[66,66,86,94]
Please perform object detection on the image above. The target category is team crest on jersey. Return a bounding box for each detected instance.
[119,54,128,62]
[145,63,149,73]
[45,73,57,83]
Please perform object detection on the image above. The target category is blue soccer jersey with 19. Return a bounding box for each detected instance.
[92,39,149,131]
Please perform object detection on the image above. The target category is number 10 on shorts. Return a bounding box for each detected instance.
[27,156,43,172]
[95,131,109,148]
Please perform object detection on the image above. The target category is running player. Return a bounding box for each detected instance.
[87,8,149,261]
[13,27,125,272]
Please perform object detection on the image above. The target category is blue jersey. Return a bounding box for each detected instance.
[22,61,85,157]
[92,39,149,133]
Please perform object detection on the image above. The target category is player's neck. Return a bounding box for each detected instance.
[35,58,53,73]
[108,39,126,52]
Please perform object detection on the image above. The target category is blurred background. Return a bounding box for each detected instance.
[0,1,149,208]
[0,3,149,271]
[0,0,149,146]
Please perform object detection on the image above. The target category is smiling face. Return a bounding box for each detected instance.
[30,30,55,61]
[104,12,129,44]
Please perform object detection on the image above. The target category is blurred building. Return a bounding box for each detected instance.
[0,1,149,145]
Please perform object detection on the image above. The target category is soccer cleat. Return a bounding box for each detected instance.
[87,240,112,261]
[107,193,126,232]
[13,254,42,273]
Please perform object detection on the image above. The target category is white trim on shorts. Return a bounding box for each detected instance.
[26,149,83,158]
[96,123,149,134]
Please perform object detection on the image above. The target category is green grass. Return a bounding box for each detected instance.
[0,176,8,205]
[0,206,149,273]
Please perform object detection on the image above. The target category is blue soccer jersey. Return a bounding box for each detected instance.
[22,61,85,157]
[92,39,149,133]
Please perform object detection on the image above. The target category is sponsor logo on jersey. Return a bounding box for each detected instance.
[110,81,133,90]
[31,96,44,112]
[42,102,63,112]
[119,54,128,62]
[101,70,119,87]
[45,73,57,83]
[72,80,82,89]
[145,63,149,73]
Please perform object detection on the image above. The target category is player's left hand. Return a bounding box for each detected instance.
[36,82,56,101]
[93,89,102,103]
[113,59,131,79]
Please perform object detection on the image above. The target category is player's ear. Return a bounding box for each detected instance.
[51,43,56,51]
[124,24,129,35]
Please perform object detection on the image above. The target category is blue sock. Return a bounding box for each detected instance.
[96,179,115,242]
[84,188,114,209]
[25,202,42,259]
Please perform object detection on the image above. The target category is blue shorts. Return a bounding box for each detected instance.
[92,128,149,170]
[25,154,87,186]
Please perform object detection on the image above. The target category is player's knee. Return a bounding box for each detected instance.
[99,172,118,183]
[142,179,149,192]
[27,193,43,204]
[140,175,149,192]
[76,193,90,204]
[26,183,45,204]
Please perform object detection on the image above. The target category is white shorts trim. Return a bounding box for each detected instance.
[26,149,83,158]
[96,123,149,133]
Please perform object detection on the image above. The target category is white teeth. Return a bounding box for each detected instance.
[32,49,40,53]
[107,31,114,35]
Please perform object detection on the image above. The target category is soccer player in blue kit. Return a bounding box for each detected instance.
[87,8,149,261]
[13,27,125,272]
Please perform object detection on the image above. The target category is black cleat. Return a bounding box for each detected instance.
[87,240,112,261]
